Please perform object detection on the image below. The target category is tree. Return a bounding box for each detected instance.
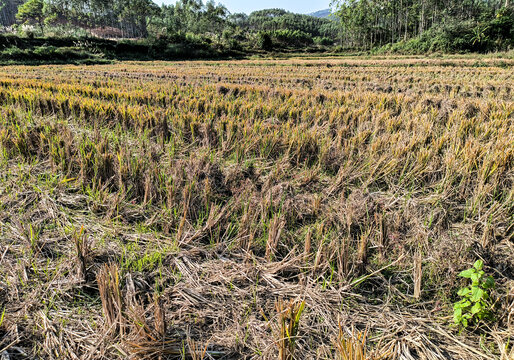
[1,0,23,27]
[257,31,272,50]
[331,0,512,50]
[118,0,159,37]
[228,12,248,27]
[16,0,45,34]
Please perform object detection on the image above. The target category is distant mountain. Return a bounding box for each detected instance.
[309,9,331,18]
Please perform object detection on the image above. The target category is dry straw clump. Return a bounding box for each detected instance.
[273,298,305,360]
[334,325,388,360]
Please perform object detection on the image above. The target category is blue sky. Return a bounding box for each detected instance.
[158,1,332,15]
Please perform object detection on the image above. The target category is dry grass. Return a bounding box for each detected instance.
[273,299,305,360]
[334,326,385,360]
[0,56,512,359]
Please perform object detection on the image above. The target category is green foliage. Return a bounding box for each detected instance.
[10,0,339,53]
[0,34,233,64]
[143,3,339,51]
[0,45,106,64]
[148,0,228,38]
[271,29,313,47]
[453,260,495,329]
[488,7,514,46]
[16,0,45,34]
[314,36,333,46]
[376,9,514,55]
[333,0,514,52]
[5,0,512,55]
[0,307,5,328]
[257,31,273,50]
[246,8,339,40]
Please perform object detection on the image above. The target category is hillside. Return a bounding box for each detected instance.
[309,8,331,18]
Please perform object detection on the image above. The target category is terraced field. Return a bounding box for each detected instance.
[0,58,513,359]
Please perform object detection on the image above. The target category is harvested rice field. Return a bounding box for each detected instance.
[0,57,513,359]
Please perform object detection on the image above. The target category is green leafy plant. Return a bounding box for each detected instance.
[0,307,5,328]
[470,25,490,45]
[453,260,495,329]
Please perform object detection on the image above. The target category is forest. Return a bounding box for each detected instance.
[0,0,512,57]
[335,0,513,52]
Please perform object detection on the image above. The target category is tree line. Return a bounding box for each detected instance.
[332,0,513,52]
[1,0,339,50]
[1,0,513,53]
